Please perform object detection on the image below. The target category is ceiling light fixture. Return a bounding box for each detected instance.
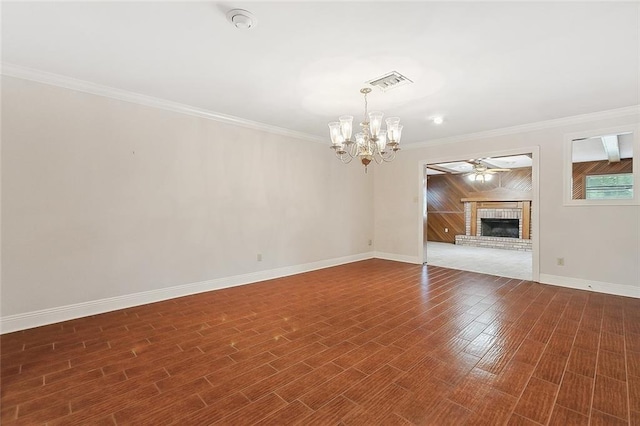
[226,9,256,30]
[466,160,510,182]
[328,88,402,172]
[468,173,493,182]
[432,116,444,125]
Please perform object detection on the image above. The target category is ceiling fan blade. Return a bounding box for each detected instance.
[486,168,511,172]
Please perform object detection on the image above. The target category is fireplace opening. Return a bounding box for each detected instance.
[481,219,519,238]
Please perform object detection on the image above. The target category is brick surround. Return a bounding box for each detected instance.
[457,201,532,251]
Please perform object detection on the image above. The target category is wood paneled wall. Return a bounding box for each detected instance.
[571,159,632,199]
[425,169,532,243]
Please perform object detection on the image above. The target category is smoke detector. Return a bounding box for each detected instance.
[226,9,257,30]
[367,71,413,92]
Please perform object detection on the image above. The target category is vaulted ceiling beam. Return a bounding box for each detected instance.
[601,135,621,163]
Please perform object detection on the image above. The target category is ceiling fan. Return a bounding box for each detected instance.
[465,159,511,182]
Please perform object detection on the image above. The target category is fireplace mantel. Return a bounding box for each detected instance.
[461,187,532,203]
[461,196,532,202]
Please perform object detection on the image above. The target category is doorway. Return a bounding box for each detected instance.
[418,148,539,282]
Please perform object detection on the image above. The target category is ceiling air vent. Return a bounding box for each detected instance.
[367,71,413,92]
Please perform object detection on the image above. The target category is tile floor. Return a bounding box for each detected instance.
[426,241,533,281]
[1,260,638,425]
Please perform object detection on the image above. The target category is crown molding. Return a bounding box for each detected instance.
[0,63,326,144]
[404,105,640,150]
[4,63,638,150]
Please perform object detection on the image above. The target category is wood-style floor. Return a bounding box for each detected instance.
[1,259,639,425]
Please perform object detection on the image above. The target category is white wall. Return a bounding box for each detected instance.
[374,113,640,297]
[2,75,638,333]
[1,76,374,326]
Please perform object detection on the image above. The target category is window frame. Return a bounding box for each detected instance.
[563,124,639,206]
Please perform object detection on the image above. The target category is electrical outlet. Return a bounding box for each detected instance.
[368,239,373,246]
[557,257,564,266]
[257,253,262,262]
[444,228,449,233]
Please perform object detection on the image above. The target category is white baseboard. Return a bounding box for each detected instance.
[0,252,374,334]
[6,257,635,334]
[373,251,422,265]
[539,274,640,299]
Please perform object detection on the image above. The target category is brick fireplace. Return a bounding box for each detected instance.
[455,190,532,251]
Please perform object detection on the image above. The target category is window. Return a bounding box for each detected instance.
[564,124,639,206]
[585,173,633,200]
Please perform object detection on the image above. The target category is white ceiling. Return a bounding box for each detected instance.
[2,2,638,145]
[572,132,634,163]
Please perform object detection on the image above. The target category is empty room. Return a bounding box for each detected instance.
[1,2,639,425]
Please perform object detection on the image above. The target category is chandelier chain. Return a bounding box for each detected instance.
[363,91,368,121]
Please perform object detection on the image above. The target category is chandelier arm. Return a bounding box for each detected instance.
[371,147,384,164]
[336,151,353,164]
[350,142,360,158]
[380,151,396,162]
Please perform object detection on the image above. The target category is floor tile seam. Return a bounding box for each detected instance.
[497,290,545,336]
[1,367,117,410]
[591,408,633,424]
[388,291,476,339]
[339,382,386,409]
[287,397,318,422]
[587,303,605,425]
[392,411,418,426]
[465,386,515,420]
[17,331,95,349]
[391,372,451,398]
[106,412,117,425]
[510,413,546,425]
[26,399,85,424]
[269,344,330,368]
[297,375,362,413]
[116,390,206,424]
[504,293,573,425]
[69,348,139,370]
[552,392,594,421]
[244,362,321,399]
[13,360,71,383]
[622,310,631,424]
[0,365,24,381]
[440,396,474,419]
[66,376,162,416]
[545,311,589,423]
[236,389,256,405]
[553,403,590,423]
[327,297,416,323]
[2,343,26,354]
[1,343,55,359]
[596,351,628,383]
[273,365,343,401]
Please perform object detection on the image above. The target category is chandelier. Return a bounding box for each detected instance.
[328,88,402,172]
